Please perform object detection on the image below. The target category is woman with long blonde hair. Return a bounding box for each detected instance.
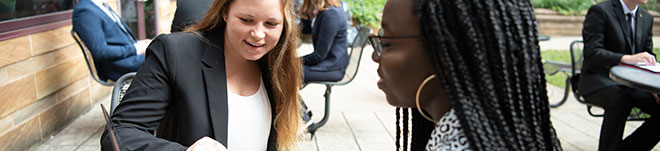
[101,0,302,150]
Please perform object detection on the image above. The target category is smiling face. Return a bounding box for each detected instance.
[372,0,439,108]
[224,0,284,61]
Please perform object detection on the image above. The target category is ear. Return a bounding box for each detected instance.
[222,10,228,22]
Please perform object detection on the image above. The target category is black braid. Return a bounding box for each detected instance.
[395,107,401,150]
[402,108,409,151]
[411,109,434,151]
[394,0,564,150]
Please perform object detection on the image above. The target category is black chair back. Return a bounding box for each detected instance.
[110,72,136,114]
[71,30,114,86]
[569,40,585,103]
[332,25,369,85]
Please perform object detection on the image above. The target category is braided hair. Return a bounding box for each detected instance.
[396,0,562,150]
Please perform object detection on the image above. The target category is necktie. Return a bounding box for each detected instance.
[103,4,135,42]
[627,13,635,53]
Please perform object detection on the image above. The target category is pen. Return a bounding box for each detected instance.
[101,104,120,151]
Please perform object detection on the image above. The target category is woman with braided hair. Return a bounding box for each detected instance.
[370,0,562,150]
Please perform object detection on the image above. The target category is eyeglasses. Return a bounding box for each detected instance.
[368,28,422,57]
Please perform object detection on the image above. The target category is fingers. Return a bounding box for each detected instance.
[630,52,657,65]
[644,53,657,66]
[653,93,660,104]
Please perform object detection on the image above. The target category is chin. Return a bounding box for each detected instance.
[385,95,414,108]
[244,55,264,61]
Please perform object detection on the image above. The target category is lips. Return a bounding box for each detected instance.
[244,40,265,47]
[376,68,385,90]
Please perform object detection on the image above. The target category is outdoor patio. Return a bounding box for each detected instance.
[31,42,660,151]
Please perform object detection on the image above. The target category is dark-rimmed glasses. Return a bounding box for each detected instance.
[368,28,422,57]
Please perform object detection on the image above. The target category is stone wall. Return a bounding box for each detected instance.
[0,0,176,150]
[536,8,660,36]
[0,25,111,151]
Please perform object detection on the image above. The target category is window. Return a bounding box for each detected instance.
[0,0,75,41]
[0,0,74,21]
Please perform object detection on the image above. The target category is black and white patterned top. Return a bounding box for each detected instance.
[425,109,471,151]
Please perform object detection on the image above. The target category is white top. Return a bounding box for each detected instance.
[227,78,272,151]
[425,109,471,151]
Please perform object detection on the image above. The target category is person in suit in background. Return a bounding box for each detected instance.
[299,0,348,82]
[100,0,302,150]
[72,0,150,81]
[170,0,213,33]
[581,0,660,150]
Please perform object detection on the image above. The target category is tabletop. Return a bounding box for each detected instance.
[610,65,660,93]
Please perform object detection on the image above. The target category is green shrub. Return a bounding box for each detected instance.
[542,48,660,88]
[532,0,595,15]
[643,0,660,11]
[347,0,385,28]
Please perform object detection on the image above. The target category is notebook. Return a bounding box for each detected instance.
[620,63,660,73]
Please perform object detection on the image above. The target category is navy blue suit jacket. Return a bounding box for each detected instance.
[302,6,349,81]
[73,0,144,81]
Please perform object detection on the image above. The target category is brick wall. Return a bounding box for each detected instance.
[0,0,176,150]
[0,25,112,151]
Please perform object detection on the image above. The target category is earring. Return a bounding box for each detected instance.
[415,74,438,123]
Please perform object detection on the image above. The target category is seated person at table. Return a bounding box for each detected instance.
[72,0,150,81]
[299,0,348,82]
[581,0,660,150]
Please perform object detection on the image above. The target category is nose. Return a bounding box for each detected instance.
[251,26,265,39]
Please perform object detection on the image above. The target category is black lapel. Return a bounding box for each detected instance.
[635,10,643,53]
[201,42,228,146]
[612,0,634,51]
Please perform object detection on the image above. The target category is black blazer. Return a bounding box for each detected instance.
[580,0,655,96]
[302,6,349,73]
[101,30,278,151]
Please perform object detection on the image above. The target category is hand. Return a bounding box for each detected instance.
[134,40,152,55]
[186,136,227,151]
[621,52,658,66]
[653,93,660,104]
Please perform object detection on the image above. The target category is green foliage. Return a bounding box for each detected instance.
[541,50,572,88]
[642,0,660,11]
[347,0,385,28]
[532,0,595,15]
[541,48,660,88]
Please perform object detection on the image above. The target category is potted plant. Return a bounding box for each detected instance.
[346,0,385,33]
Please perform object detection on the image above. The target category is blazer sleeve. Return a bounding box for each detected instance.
[582,5,625,69]
[303,9,343,65]
[644,15,655,57]
[73,8,137,62]
[101,35,185,151]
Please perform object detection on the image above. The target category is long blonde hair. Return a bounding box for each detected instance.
[186,0,302,149]
[299,0,341,19]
